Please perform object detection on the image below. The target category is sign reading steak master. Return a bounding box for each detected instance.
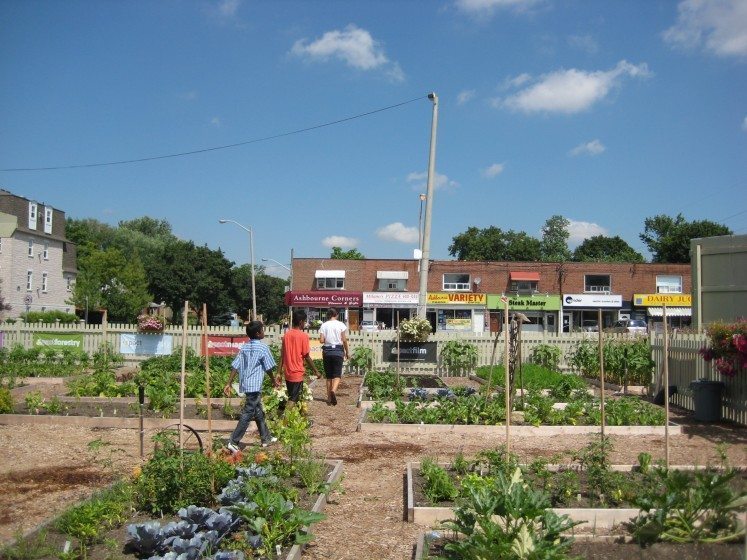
[383,341,437,363]
[284,291,363,307]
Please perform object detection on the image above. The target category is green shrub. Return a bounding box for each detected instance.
[55,481,133,545]
[0,387,13,414]
[530,343,562,370]
[21,310,79,324]
[440,340,478,372]
[349,347,373,371]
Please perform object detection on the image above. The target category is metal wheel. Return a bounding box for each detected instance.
[147,423,204,455]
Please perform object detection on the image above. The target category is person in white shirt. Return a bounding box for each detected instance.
[318,308,349,405]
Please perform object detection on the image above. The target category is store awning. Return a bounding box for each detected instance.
[510,271,540,281]
[314,270,345,278]
[647,307,691,317]
[376,271,409,280]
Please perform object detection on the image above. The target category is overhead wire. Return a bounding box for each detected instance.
[0,94,428,172]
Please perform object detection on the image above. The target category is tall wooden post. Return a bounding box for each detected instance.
[663,304,670,469]
[598,308,605,439]
[202,304,213,454]
[504,298,510,453]
[179,301,189,456]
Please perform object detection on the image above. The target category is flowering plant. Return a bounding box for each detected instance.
[698,319,747,377]
[398,317,433,342]
[137,314,165,333]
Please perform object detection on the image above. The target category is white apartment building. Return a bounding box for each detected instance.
[0,189,77,318]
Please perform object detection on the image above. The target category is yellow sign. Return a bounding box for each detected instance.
[427,292,486,305]
[633,293,692,306]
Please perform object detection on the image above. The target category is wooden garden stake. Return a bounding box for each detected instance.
[504,297,510,453]
[663,304,670,470]
[202,304,213,454]
[598,308,605,439]
[396,310,401,386]
[179,301,189,457]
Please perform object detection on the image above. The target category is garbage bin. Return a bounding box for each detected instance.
[689,379,725,422]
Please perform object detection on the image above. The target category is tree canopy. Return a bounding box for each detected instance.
[540,215,571,262]
[640,214,732,263]
[330,247,365,259]
[448,226,541,261]
[573,235,645,263]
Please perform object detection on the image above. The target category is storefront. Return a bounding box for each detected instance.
[284,291,363,328]
[425,292,487,333]
[633,293,692,330]
[362,292,419,329]
[561,294,623,332]
[486,294,561,333]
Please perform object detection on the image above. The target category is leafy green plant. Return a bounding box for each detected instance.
[530,343,562,370]
[55,481,133,546]
[24,391,44,414]
[420,458,458,504]
[0,530,57,560]
[0,386,13,414]
[440,340,478,372]
[349,346,373,371]
[364,369,403,401]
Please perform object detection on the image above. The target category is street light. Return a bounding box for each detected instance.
[261,258,290,273]
[219,219,257,321]
[417,92,439,319]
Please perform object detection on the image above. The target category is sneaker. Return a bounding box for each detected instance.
[261,436,278,448]
[226,441,240,454]
[330,392,337,406]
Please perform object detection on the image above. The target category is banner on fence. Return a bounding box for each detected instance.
[202,335,249,356]
[120,333,173,356]
[32,332,84,349]
[383,341,437,363]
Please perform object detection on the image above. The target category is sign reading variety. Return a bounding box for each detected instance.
[427,292,486,305]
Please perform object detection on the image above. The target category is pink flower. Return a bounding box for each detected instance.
[698,347,714,362]
[733,334,747,354]
[714,357,735,377]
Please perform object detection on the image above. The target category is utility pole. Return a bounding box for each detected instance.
[417,92,439,319]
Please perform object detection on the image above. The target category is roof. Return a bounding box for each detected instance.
[510,271,540,281]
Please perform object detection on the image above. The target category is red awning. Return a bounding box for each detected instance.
[510,271,540,281]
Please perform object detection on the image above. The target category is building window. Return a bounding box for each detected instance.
[584,274,611,293]
[656,275,682,293]
[42,272,48,293]
[510,280,538,294]
[43,242,49,260]
[28,203,37,229]
[443,273,470,291]
[26,270,33,291]
[378,279,406,291]
[316,277,344,289]
[44,207,53,234]
[28,239,34,257]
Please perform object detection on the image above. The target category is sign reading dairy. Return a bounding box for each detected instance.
[633,294,692,306]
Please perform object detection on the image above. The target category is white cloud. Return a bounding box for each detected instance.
[482,162,506,177]
[568,34,599,54]
[567,220,607,246]
[498,60,652,114]
[742,116,747,131]
[455,0,542,17]
[291,24,404,80]
[210,117,222,127]
[569,139,606,156]
[322,235,359,249]
[457,89,476,105]
[376,222,419,244]
[217,0,241,17]
[179,90,198,101]
[664,0,747,58]
[406,171,460,191]
[500,73,531,90]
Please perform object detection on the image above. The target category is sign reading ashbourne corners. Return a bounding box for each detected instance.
[486,294,561,311]
[32,332,84,349]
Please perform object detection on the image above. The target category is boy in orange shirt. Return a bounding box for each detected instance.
[278,310,321,414]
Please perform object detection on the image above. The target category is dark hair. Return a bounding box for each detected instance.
[246,320,264,339]
[327,308,339,319]
[292,310,307,327]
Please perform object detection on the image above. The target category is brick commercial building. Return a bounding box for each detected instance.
[286,258,691,334]
[0,190,78,318]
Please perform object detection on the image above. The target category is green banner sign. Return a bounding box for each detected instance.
[32,332,84,349]
[487,294,561,311]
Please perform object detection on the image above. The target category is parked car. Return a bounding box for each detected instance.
[581,320,599,332]
[360,320,378,332]
[606,319,648,334]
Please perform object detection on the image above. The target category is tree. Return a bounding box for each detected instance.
[573,235,645,263]
[540,215,571,262]
[448,226,541,261]
[640,214,732,263]
[231,265,288,324]
[330,247,365,259]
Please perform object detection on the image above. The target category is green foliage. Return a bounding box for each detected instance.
[0,343,89,378]
[568,339,655,385]
[476,363,580,390]
[66,369,136,398]
[133,433,234,515]
[368,394,506,425]
[440,340,478,372]
[349,346,374,370]
[573,234,645,262]
[0,386,13,413]
[530,343,562,370]
[398,317,432,342]
[364,370,403,400]
[0,530,57,560]
[54,481,133,546]
[448,225,542,261]
[329,246,365,259]
[20,310,80,324]
[420,458,458,504]
[640,213,732,263]
[540,214,571,262]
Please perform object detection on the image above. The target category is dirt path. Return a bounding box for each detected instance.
[1,375,746,557]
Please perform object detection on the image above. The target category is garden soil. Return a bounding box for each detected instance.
[1,375,746,559]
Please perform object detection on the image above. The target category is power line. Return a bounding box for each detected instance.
[0,94,428,172]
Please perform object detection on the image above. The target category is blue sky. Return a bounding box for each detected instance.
[1,0,746,277]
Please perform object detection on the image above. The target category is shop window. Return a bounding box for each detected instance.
[656,275,682,293]
[316,277,344,290]
[510,280,538,294]
[584,274,611,293]
[443,273,470,291]
[378,278,406,291]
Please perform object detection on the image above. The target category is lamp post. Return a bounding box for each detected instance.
[418,193,427,252]
[219,219,257,321]
[417,92,439,319]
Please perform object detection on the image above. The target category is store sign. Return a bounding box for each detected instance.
[120,333,173,355]
[284,291,362,307]
[382,341,437,363]
[32,332,84,349]
[202,335,249,356]
[563,294,622,307]
[487,294,561,311]
[427,292,486,305]
[363,292,419,306]
[445,318,472,331]
[634,293,692,306]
